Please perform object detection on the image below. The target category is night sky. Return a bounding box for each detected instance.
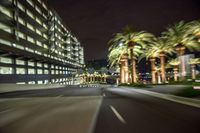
[48,0,200,61]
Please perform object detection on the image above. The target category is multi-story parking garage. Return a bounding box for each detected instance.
[0,0,84,84]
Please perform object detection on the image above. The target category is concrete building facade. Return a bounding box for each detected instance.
[0,0,84,84]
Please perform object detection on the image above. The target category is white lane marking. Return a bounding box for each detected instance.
[56,95,64,98]
[110,105,126,124]
[0,109,13,114]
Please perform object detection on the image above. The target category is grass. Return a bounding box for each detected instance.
[174,87,200,98]
[119,83,152,88]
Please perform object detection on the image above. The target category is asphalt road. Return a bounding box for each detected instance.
[95,88,200,133]
[0,86,200,133]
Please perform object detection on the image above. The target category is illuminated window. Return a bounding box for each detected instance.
[36,17,42,25]
[27,36,35,44]
[0,22,12,33]
[44,64,48,68]
[37,63,42,67]
[44,69,49,74]
[51,70,54,74]
[35,6,42,14]
[17,2,25,12]
[28,68,35,74]
[28,81,35,84]
[16,68,25,74]
[27,23,34,31]
[18,31,26,39]
[16,59,25,65]
[37,69,43,74]
[28,61,34,66]
[36,29,42,36]
[26,10,34,19]
[36,40,42,46]
[0,57,12,64]
[0,5,13,18]
[26,0,34,7]
[0,67,12,74]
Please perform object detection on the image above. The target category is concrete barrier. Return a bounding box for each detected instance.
[0,84,66,93]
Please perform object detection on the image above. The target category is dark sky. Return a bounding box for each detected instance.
[48,0,200,61]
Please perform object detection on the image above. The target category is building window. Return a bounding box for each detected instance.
[0,67,13,74]
[36,29,42,36]
[44,64,48,68]
[0,57,12,64]
[27,36,35,44]
[28,68,35,74]
[27,23,34,31]
[26,10,34,19]
[37,80,43,84]
[18,31,26,39]
[18,17,25,25]
[36,17,42,25]
[35,6,42,15]
[16,59,25,65]
[17,2,25,12]
[26,0,34,7]
[51,70,54,74]
[16,68,25,74]
[37,63,42,67]
[0,22,12,33]
[28,61,35,66]
[28,81,35,84]
[0,5,13,18]
[37,69,43,74]
[44,69,49,74]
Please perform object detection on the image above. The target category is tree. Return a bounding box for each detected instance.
[139,43,160,84]
[189,58,200,80]
[168,58,180,81]
[162,21,199,80]
[186,20,200,42]
[150,37,174,83]
[108,25,154,83]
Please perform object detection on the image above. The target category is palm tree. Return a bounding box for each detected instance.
[151,37,175,83]
[140,44,160,84]
[189,58,200,80]
[162,21,199,80]
[108,44,128,83]
[108,25,154,83]
[168,58,180,81]
[155,65,162,84]
[186,20,200,42]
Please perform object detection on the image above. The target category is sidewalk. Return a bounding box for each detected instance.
[117,86,200,108]
[0,84,66,93]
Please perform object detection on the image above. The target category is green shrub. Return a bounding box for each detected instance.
[175,87,200,97]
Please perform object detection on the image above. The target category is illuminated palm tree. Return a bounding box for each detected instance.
[151,37,175,83]
[155,65,162,84]
[162,21,199,80]
[186,20,200,42]
[140,44,160,84]
[189,58,200,80]
[108,25,154,83]
[168,58,180,81]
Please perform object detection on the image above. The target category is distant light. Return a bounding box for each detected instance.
[119,42,123,46]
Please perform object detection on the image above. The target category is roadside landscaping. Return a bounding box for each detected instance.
[119,81,200,98]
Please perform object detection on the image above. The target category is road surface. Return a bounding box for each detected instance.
[0,86,200,133]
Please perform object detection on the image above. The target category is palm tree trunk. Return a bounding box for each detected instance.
[122,53,129,83]
[130,48,137,83]
[191,64,196,80]
[160,53,166,83]
[119,62,125,83]
[176,46,186,81]
[150,58,157,84]
[173,67,178,81]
